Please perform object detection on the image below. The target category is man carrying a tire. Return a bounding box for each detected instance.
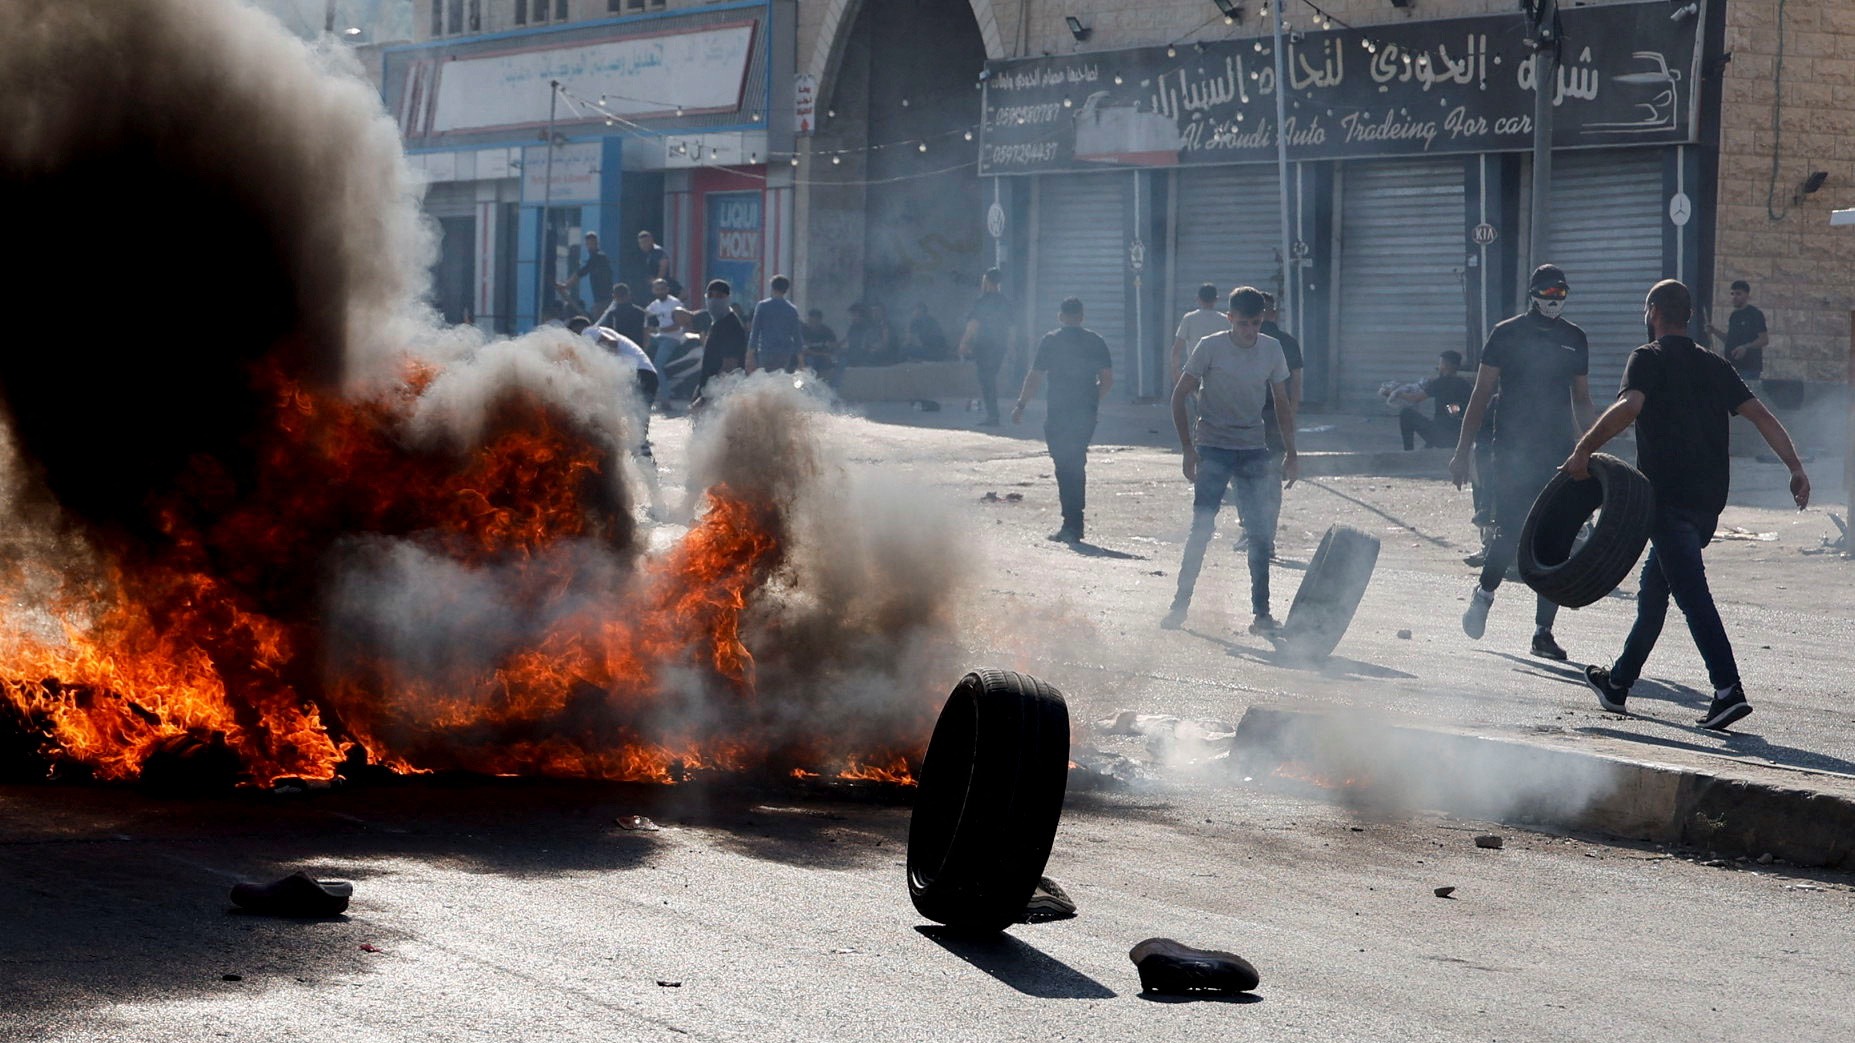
[1566,279,1810,730]
[1163,286,1298,635]
[1449,265,1596,660]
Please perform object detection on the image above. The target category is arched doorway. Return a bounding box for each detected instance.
[798,1,993,345]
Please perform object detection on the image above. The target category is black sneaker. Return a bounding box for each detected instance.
[1160,603,1187,630]
[1530,631,1568,661]
[1463,550,1487,567]
[1697,684,1753,730]
[1047,528,1081,543]
[1247,614,1279,636]
[1128,937,1260,994]
[1583,665,1630,714]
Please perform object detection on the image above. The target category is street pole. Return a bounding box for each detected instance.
[1270,2,1292,328]
[324,0,336,34]
[534,79,560,329]
[1527,0,1558,275]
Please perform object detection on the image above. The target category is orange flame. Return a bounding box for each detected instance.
[0,365,925,787]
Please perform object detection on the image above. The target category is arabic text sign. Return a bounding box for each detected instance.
[979,0,1701,174]
[521,142,603,204]
[433,22,757,133]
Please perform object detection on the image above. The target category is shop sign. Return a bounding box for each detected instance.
[979,0,1702,174]
[706,191,763,295]
[520,141,604,204]
[796,73,818,135]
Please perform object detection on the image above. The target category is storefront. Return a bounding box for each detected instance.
[978,0,1709,406]
[1031,172,1132,372]
[380,1,789,333]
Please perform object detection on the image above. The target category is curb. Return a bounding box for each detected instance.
[1231,706,1855,870]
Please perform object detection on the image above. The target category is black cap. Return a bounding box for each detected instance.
[706,279,732,297]
[1528,264,1569,294]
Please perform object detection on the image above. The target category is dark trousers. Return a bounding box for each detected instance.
[1045,416,1095,533]
[1174,447,1281,617]
[1399,407,1457,450]
[1479,449,1561,630]
[1609,506,1739,691]
[974,350,1004,421]
[1471,442,1495,528]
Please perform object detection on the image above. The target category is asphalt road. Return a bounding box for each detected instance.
[5,402,1854,1042]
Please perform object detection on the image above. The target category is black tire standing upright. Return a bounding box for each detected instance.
[907,670,1071,934]
[1278,524,1382,661]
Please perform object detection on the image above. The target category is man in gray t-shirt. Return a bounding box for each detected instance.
[1169,282,1228,390]
[1163,286,1298,636]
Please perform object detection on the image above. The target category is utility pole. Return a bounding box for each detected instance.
[1527,0,1559,274]
[1270,1,1293,330]
[324,0,336,34]
[534,80,561,329]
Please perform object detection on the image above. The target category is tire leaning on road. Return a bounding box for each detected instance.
[907,669,1070,934]
[1278,524,1382,661]
[1518,452,1656,609]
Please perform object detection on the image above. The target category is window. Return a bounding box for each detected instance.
[532,0,546,23]
[554,0,567,21]
[469,0,480,32]
[514,0,525,25]
[447,0,463,35]
[432,0,443,35]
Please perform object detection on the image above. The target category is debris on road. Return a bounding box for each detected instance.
[221,974,243,982]
[656,980,682,988]
[1396,629,1412,639]
[616,815,660,831]
[1758,853,1775,865]
[1474,834,1504,850]
[1021,876,1077,922]
[1128,937,1260,995]
[359,944,382,953]
[228,871,353,917]
[1068,746,1150,790]
[1714,526,1777,542]
[1434,886,1457,898]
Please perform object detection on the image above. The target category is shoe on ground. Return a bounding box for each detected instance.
[976,417,1001,427]
[1530,631,1567,661]
[1047,528,1081,543]
[1584,665,1630,714]
[1160,604,1187,630]
[1232,533,1250,552]
[1697,684,1753,731]
[1462,586,1494,640]
[1021,876,1078,922]
[229,871,353,917]
[1247,614,1279,636]
[1463,551,1487,567]
[1129,937,1261,994]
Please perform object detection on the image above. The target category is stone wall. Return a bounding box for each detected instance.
[1713,0,1854,382]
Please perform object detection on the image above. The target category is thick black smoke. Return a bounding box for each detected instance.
[0,0,428,547]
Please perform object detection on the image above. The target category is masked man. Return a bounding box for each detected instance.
[1449,265,1596,660]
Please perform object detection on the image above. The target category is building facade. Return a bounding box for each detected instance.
[390,1,1851,406]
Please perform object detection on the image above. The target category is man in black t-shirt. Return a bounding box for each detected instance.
[1449,265,1597,660]
[559,232,612,313]
[593,282,649,348]
[958,268,1016,426]
[1258,293,1304,454]
[1012,297,1113,542]
[1567,279,1810,731]
[1705,279,1769,380]
[1394,350,1473,450]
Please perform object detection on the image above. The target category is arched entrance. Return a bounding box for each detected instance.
[795,1,998,343]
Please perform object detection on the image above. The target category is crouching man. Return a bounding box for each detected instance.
[1567,279,1810,730]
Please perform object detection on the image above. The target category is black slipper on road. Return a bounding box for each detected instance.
[1129,937,1260,994]
[229,871,353,917]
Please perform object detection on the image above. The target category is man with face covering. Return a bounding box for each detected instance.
[1449,264,1596,660]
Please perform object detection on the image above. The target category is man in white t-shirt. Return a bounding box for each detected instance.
[1162,286,1297,636]
[1169,282,1227,393]
[642,278,685,371]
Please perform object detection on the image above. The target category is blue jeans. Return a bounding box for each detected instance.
[1609,506,1740,691]
[1174,446,1281,616]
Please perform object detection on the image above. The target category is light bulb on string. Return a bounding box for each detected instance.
[790,156,800,166]
[917,142,927,153]
[1113,75,1123,85]
[675,107,684,117]
[832,154,841,165]
[963,130,973,141]
[901,98,910,108]
[1166,45,1176,58]
[827,108,836,118]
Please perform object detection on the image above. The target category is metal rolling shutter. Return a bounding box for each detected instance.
[1336,158,1469,406]
[1172,165,1282,317]
[1033,173,1128,380]
[1546,149,1668,400]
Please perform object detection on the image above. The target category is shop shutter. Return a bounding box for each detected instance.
[1546,149,1668,400]
[1032,173,1129,382]
[1336,158,1469,406]
[1171,165,1283,319]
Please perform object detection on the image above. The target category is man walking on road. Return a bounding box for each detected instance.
[1571,279,1810,730]
[1163,287,1298,635]
[1011,296,1112,543]
[1169,283,1227,394]
[746,274,802,373]
[1450,264,1596,660]
[957,268,1016,426]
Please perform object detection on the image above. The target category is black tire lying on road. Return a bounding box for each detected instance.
[907,669,1070,934]
[1278,524,1381,660]
[1518,452,1656,609]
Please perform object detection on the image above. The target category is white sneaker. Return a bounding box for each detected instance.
[1462,586,1494,640]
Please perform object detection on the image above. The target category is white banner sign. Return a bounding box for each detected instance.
[520,142,603,203]
[432,21,757,134]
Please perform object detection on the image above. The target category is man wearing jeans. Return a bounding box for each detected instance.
[1162,287,1298,634]
[1567,279,1810,730]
